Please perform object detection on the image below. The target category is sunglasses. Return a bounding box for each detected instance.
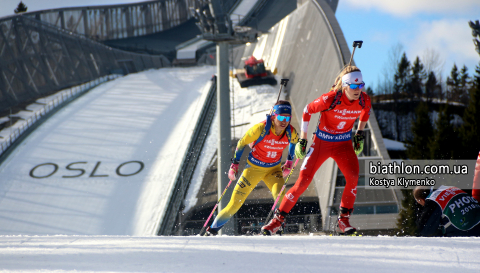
[348,82,365,89]
[275,114,291,122]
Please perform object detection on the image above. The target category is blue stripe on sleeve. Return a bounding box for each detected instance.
[233,146,245,162]
[287,143,295,161]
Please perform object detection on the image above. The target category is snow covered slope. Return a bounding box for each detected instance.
[0,66,216,236]
[0,235,479,272]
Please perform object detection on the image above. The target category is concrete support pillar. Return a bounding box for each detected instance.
[216,41,234,235]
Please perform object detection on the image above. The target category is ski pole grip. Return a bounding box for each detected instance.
[353,40,363,48]
[275,79,290,105]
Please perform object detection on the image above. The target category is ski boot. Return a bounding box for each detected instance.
[337,207,357,235]
[276,221,286,235]
[261,209,286,236]
[204,227,218,236]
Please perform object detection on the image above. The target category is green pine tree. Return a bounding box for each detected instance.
[14,1,27,14]
[446,64,461,102]
[425,71,441,103]
[459,62,480,159]
[410,57,425,100]
[395,189,420,236]
[469,20,480,56]
[365,86,374,96]
[394,53,411,97]
[405,102,433,159]
[430,104,459,159]
[393,53,411,140]
[400,101,433,235]
[459,65,471,105]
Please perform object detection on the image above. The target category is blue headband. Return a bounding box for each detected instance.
[273,104,292,115]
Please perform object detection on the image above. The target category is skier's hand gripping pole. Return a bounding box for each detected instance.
[199,179,234,236]
[264,158,300,224]
[353,130,365,156]
[295,139,308,159]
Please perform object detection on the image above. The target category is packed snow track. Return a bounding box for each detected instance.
[0,235,479,272]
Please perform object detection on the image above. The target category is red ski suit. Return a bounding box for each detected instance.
[279,89,372,213]
[473,151,480,202]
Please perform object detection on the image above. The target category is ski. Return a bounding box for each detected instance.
[330,231,362,237]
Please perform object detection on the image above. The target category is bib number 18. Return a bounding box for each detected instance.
[266,151,278,158]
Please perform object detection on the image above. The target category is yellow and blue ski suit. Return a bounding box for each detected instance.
[210,119,298,231]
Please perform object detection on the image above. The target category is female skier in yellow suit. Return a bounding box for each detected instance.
[205,100,298,235]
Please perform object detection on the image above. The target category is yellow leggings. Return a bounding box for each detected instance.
[210,161,285,230]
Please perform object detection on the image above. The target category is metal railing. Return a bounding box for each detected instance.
[157,75,217,236]
[0,15,170,113]
[2,0,203,41]
[0,0,219,114]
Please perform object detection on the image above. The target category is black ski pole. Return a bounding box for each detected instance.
[276,79,289,103]
[348,40,363,66]
[269,79,289,115]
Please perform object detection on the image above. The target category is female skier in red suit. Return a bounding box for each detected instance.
[262,65,371,235]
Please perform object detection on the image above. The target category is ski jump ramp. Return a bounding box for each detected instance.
[0,66,216,235]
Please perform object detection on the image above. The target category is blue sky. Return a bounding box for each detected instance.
[1,0,479,92]
[335,0,480,91]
